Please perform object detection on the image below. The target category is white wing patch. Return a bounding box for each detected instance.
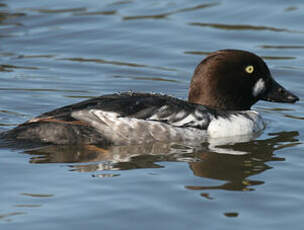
[148,105,209,128]
[170,114,196,126]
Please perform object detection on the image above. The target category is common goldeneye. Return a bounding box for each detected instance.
[2,50,299,146]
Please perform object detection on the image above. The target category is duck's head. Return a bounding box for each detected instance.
[188,49,299,110]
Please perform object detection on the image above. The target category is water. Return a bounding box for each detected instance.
[0,0,304,229]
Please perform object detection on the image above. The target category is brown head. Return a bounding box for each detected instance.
[188,49,299,110]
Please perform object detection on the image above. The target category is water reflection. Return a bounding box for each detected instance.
[260,45,304,49]
[0,211,26,222]
[190,22,304,33]
[0,5,25,28]
[27,7,86,14]
[285,6,298,12]
[22,131,299,192]
[73,10,117,16]
[0,11,25,23]
[61,57,177,71]
[123,3,219,20]
[184,50,296,60]
[0,64,38,72]
[0,192,52,222]
[187,131,299,192]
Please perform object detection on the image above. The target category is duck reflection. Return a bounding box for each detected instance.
[189,131,299,194]
[22,131,299,191]
[25,142,196,171]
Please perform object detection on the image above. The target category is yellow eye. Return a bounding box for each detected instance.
[245,65,254,74]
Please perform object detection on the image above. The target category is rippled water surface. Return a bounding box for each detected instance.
[1,0,304,229]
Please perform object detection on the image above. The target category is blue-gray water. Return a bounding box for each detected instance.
[1,0,304,229]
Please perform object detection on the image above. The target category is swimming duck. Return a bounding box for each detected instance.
[2,50,299,145]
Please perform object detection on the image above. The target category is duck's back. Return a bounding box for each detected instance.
[2,92,213,145]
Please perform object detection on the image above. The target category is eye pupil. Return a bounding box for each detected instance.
[245,65,254,74]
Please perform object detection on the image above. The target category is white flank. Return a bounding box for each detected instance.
[252,78,265,97]
[207,111,264,138]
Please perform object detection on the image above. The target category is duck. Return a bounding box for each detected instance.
[1,49,299,146]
